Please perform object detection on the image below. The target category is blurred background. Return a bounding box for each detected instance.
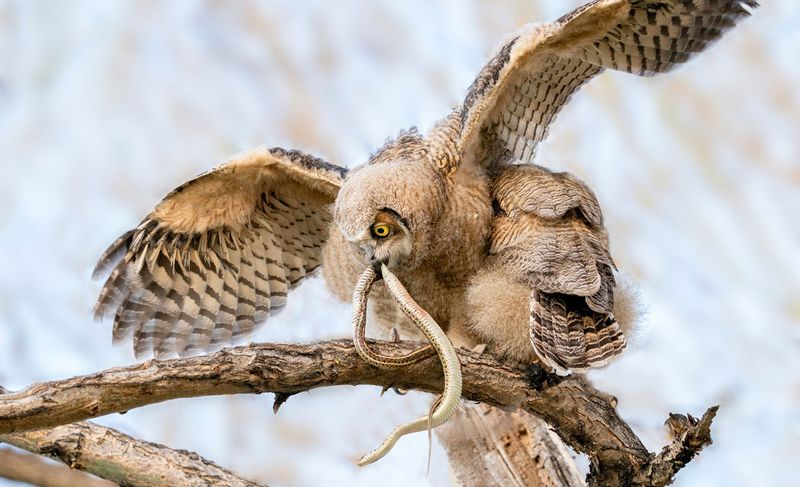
[0,1,797,486]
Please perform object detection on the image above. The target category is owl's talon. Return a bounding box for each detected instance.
[379,385,409,396]
[272,392,293,414]
[390,328,400,343]
[597,391,618,408]
[524,363,561,391]
[470,343,487,355]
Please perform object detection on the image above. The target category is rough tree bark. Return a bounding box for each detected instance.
[0,385,262,487]
[0,339,717,487]
[1,422,262,487]
[0,447,117,487]
[437,404,585,486]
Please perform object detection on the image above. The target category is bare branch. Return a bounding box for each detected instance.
[634,406,720,487]
[0,339,716,486]
[0,447,117,487]
[1,422,262,487]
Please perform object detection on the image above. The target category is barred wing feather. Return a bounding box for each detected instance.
[459,0,757,165]
[93,147,346,358]
[490,164,625,373]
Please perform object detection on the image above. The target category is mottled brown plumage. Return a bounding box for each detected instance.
[95,0,756,370]
[94,148,345,357]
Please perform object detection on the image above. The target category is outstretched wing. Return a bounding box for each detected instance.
[458,0,757,165]
[94,147,347,358]
[489,164,624,372]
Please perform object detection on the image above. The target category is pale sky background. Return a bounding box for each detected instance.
[0,1,798,486]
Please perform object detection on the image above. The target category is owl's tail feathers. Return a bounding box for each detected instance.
[530,291,626,374]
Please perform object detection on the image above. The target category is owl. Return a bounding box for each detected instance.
[94,0,756,373]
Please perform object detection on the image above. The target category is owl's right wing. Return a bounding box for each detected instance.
[93,147,347,358]
[488,164,624,373]
[456,0,757,167]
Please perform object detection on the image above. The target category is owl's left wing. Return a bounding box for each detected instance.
[457,0,757,166]
[488,164,624,373]
[93,147,346,358]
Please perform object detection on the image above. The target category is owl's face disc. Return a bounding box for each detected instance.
[333,158,445,271]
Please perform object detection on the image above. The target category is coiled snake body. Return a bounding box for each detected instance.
[351,264,463,466]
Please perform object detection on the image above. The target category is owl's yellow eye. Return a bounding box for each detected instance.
[371,223,392,239]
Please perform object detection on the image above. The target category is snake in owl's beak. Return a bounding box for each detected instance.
[369,255,385,278]
[351,264,463,466]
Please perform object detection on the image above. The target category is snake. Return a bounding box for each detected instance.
[351,266,437,367]
[351,264,463,467]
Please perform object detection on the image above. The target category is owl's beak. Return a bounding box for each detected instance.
[360,244,386,278]
[370,256,385,279]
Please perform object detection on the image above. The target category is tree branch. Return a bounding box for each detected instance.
[437,404,585,486]
[0,339,716,486]
[1,421,262,487]
[0,385,261,487]
[0,447,117,487]
[634,406,720,487]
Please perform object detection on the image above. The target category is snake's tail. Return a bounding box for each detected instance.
[426,395,443,476]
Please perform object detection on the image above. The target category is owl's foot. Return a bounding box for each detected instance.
[378,351,410,394]
[380,385,409,396]
[524,363,561,391]
[272,392,293,414]
[470,343,488,355]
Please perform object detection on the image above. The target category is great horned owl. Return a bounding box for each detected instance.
[94,0,756,373]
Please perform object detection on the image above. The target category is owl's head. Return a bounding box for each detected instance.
[334,157,445,271]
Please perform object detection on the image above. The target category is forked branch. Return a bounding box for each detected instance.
[0,340,716,486]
